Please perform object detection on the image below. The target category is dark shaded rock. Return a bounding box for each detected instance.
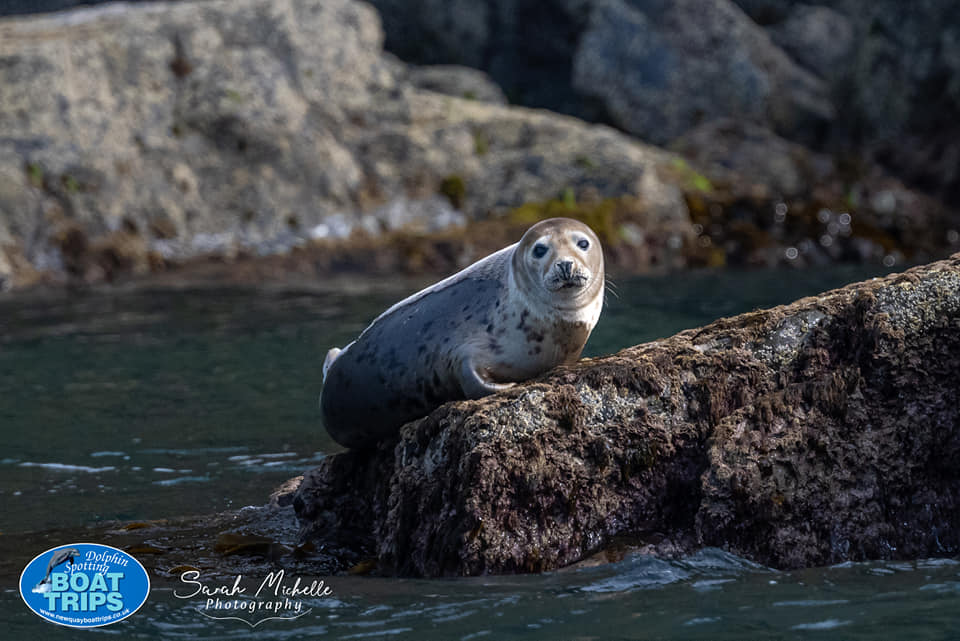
[366,0,492,70]
[732,0,803,25]
[295,255,960,575]
[840,1,960,202]
[367,0,839,147]
[742,0,960,202]
[367,0,596,118]
[571,0,835,145]
[768,4,854,81]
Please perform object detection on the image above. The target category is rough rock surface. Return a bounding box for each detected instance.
[294,255,960,575]
[0,0,685,290]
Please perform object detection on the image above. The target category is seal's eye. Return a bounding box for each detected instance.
[532,243,549,259]
[577,239,590,250]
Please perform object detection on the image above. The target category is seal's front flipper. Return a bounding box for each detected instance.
[322,347,342,382]
[460,358,516,399]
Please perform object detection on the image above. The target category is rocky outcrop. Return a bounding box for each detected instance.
[671,119,834,200]
[3,0,959,292]
[692,0,960,202]
[367,0,960,202]
[294,255,960,575]
[368,0,836,144]
[0,0,686,290]
[723,1,960,205]
[571,0,834,145]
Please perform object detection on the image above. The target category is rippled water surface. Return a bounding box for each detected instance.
[3,550,960,640]
[5,264,957,639]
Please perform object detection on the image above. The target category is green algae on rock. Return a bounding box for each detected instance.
[293,254,960,575]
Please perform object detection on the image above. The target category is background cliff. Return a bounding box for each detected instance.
[1,0,958,291]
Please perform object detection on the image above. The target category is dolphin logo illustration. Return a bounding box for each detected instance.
[37,547,80,588]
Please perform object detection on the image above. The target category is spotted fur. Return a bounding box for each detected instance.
[320,218,604,448]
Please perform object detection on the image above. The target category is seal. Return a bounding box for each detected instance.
[320,217,604,448]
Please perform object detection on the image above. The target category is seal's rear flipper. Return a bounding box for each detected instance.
[459,358,516,399]
[322,347,342,382]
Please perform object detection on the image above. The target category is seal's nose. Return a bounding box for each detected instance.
[556,259,574,280]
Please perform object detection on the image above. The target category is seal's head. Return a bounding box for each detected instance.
[512,218,604,311]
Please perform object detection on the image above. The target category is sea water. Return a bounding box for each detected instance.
[3,265,958,639]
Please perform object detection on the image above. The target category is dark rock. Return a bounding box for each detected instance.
[0,0,159,17]
[743,0,960,202]
[295,255,960,575]
[840,1,960,202]
[768,4,854,82]
[571,0,835,145]
[369,0,960,207]
[732,0,802,25]
[367,0,596,118]
[367,0,839,146]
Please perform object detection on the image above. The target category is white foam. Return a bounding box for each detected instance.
[791,619,852,630]
[152,476,210,487]
[18,462,115,473]
[773,599,850,607]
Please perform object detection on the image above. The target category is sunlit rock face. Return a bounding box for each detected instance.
[0,0,689,290]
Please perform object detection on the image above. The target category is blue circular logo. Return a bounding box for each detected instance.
[19,543,150,628]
